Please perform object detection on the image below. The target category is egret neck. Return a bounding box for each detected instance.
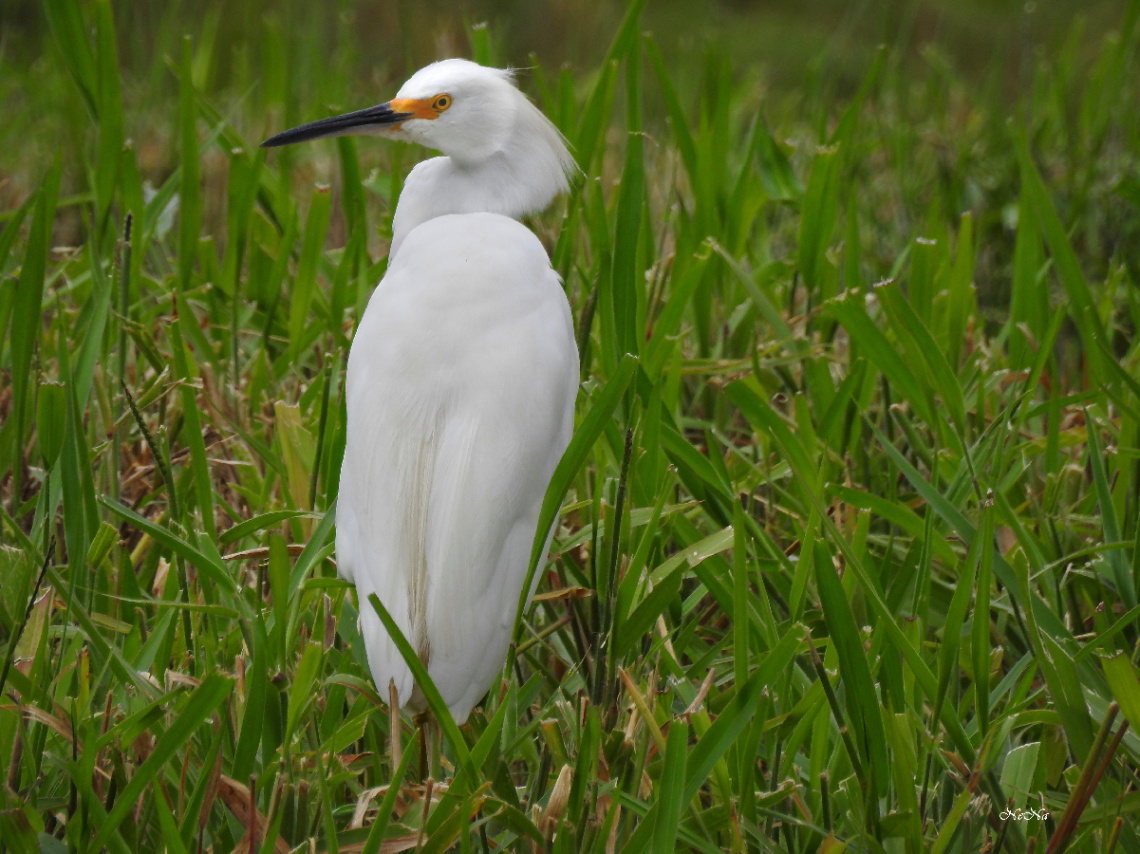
[389,90,575,259]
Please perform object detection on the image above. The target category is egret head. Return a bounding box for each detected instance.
[388,60,530,163]
[261,59,576,183]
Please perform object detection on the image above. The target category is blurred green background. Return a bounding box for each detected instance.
[0,0,1125,204]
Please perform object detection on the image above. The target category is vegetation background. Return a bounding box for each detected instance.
[1,0,1139,852]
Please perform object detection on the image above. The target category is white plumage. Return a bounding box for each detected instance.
[263,59,579,723]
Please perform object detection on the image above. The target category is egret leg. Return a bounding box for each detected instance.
[388,680,402,771]
[413,711,432,782]
[428,717,441,780]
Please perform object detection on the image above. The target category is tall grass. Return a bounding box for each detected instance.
[2,0,1140,852]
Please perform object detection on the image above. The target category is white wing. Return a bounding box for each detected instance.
[335,213,577,723]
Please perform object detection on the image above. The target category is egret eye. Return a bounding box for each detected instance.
[432,94,452,112]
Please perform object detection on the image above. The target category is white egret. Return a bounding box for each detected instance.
[263,59,579,724]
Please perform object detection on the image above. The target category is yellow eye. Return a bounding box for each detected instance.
[432,94,452,112]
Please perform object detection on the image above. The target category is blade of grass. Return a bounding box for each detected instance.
[366,593,474,782]
[511,354,638,654]
[91,673,234,851]
[814,539,889,804]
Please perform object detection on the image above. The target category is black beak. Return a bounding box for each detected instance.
[261,102,413,148]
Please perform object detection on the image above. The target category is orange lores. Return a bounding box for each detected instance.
[389,97,444,120]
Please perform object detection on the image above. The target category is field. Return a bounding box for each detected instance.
[2,0,1140,851]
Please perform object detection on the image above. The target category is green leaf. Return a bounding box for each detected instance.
[169,317,215,539]
[946,212,975,369]
[85,521,118,567]
[288,186,332,356]
[512,354,638,648]
[219,510,313,545]
[42,0,98,118]
[93,0,123,233]
[824,289,936,426]
[366,594,475,783]
[574,0,648,174]
[1086,411,1135,609]
[285,642,323,745]
[682,624,801,805]
[644,36,698,190]
[360,738,416,854]
[91,674,233,851]
[98,497,237,595]
[754,115,803,201]
[275,401,316,516]
[832,485,956,564]
[616,526,733,657]
[873,279,967,439]
[652,720,688,854]
[1100,654,1140,741]
[797,145,840,295]
[1014,127,1110,385]
[35,381,67,469]
[999,742,1040,809]
[232,616,269,781]
[177,37,201,293]
[726,380,819,492]
[814,540,889,800]
[268,533,290,656]
[5,162,60,491]
[607,35,644,359]
[644,247,712,378]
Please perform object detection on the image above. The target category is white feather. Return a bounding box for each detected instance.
[336,214,577,722]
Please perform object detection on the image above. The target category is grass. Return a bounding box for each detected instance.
[2,0,1140,851]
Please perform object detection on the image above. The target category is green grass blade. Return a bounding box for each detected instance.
[288,186,332,357]
[813,539,889,802]
[1014,126,1110,385]
[42,0,98,118]
[682,624,801,805]
[93,0,123,236]
[946,212,975,370]
[177,37,201,293]
[219,510,312,546]
[644,35,698,189]
[1086,409,1135,609]
[652,720,688,854]
[824,289,936,426]
[608,36,644,359]
[366,593,474,781]
[98,497,236,595]
[797,145,840,297]
[360,736,416,854]
[5,162,60,499]
[1100,653,1140,736]
[512,354,638,649]
[873,279,967,439]
[169,316,216,540]
[284,641,323,746]
[91,673,233,851]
